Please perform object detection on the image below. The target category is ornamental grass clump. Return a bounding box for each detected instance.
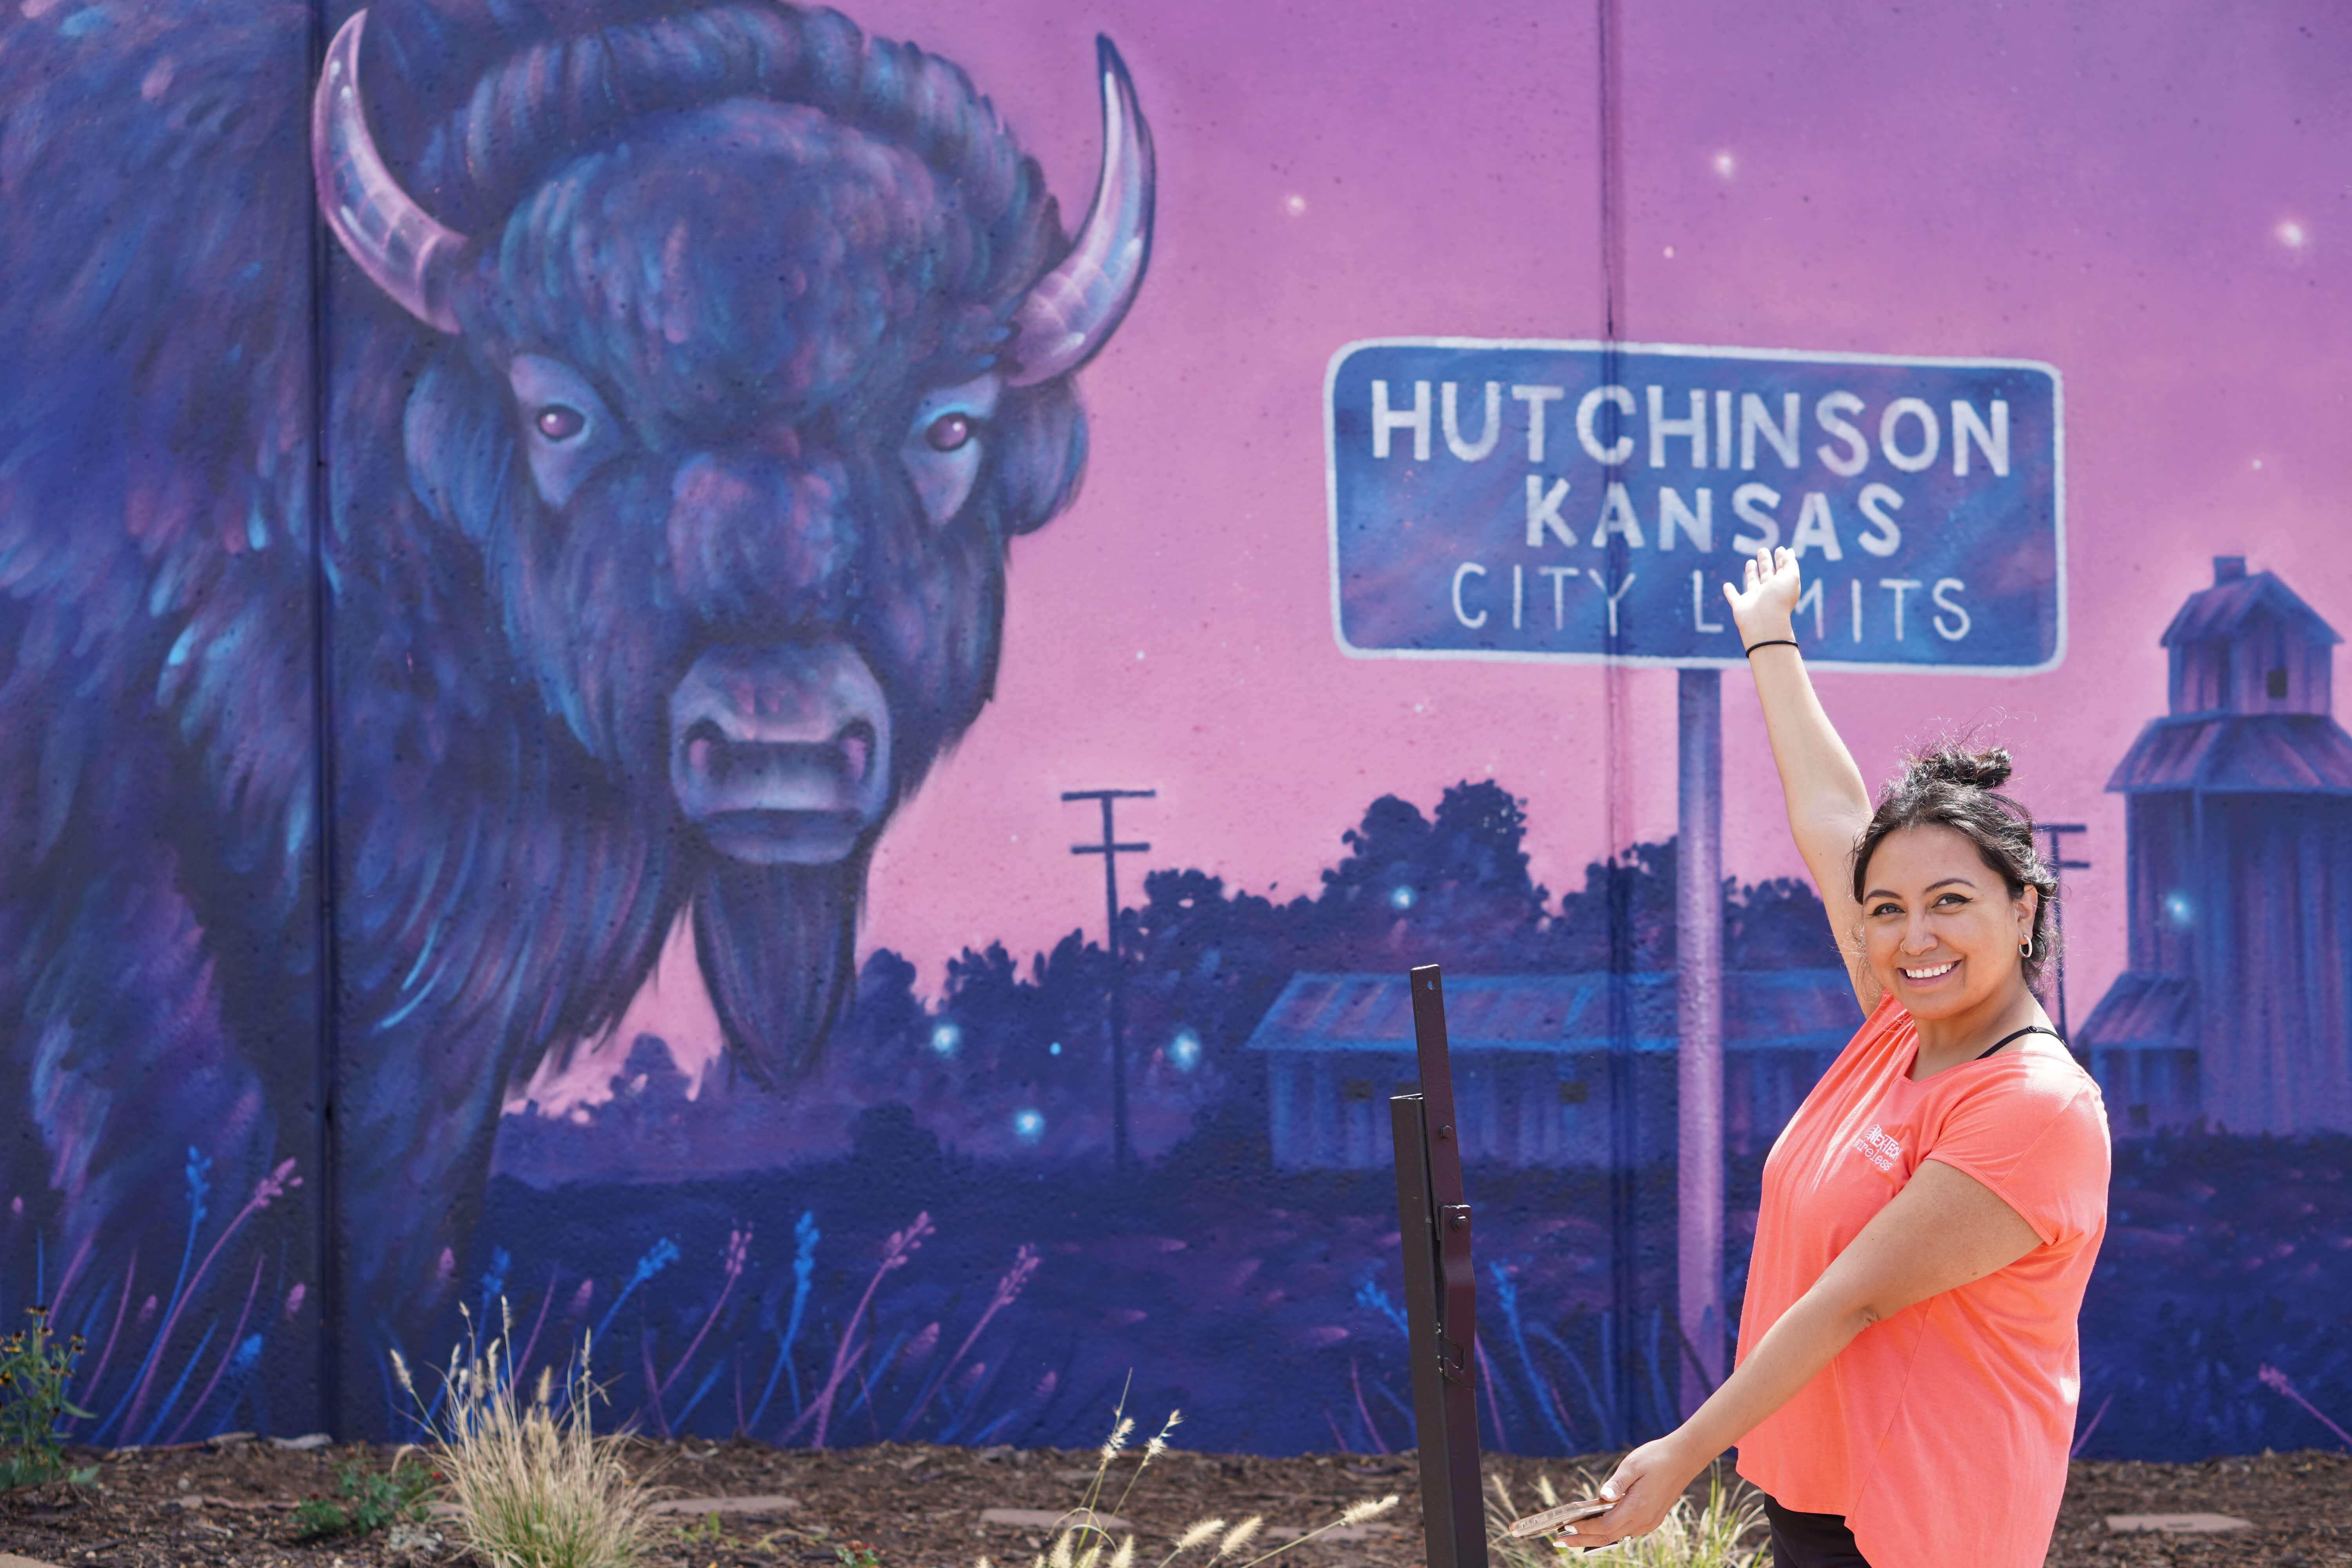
[973,1392,1399,1568]
[1486,1468,1766,1568]
[394,1301,657,1568]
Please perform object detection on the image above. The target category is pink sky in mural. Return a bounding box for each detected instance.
[601,0,2352,1083]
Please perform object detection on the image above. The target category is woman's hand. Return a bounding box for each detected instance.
[1722,545,1803,647]
[1546,1434,1711,1552]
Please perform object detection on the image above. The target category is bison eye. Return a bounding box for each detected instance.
[924,412,976,453]
[535,405,587,442]
[902,373,1001,527]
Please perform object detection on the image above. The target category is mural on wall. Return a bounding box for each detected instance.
[1,0,1154,1430]
[0,0,2347,1459]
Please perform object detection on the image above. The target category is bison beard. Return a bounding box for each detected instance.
[693,853,866,1089]
[0,0,1148,1433]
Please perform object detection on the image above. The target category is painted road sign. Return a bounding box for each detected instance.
[1326,340,2063,672]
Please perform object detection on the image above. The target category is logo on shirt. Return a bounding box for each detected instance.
[1853,1123,1904,1172]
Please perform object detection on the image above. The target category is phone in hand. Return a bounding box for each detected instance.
[1503,1497,1613,1539]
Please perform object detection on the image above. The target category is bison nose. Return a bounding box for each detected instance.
[668,641,894,866]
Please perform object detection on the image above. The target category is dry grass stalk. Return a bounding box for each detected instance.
[986,1390,1397,1568]
[394,1301,659,1568]
[1214,1517,1263,1559]
[1486,1466,1767,1568]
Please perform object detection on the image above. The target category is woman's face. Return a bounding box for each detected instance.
[1858,823,2038,1021]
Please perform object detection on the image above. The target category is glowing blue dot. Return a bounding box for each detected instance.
[1012,1108,1046,1143]
[2163,892,2194,927]
[1390,885,1416,910]
[1169,1029,1202,1071]
[929,1022,962,1057]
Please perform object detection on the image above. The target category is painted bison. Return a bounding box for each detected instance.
[0,0,1149,1423]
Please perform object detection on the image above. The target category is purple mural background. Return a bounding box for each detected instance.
[0,0,2345,1458]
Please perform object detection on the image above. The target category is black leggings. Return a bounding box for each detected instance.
[1764,1496,1873,1568]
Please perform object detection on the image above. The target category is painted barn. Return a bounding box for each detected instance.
[2080,557,2352,1136]
[1243,969,1858,1169]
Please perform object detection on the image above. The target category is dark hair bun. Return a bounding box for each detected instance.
[1912,745,2013,791]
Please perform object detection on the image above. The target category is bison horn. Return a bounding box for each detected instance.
[312,9,467,334]
[1005,37,1156,387]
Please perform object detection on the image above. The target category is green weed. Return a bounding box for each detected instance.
[290,1458,436,1539]
[675,1509,726,1546]
[0,1306,95,1491]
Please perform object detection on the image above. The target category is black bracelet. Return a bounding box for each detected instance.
[1743,639,1800,657]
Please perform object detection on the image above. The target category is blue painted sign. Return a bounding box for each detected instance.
[1326,340,2063,671]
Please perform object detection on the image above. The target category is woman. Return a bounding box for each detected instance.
[1555,549,2110,1568]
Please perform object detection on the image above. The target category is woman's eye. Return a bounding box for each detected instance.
[1871,903,1900,918]
[536,405,587,441]
[924,412,976,452]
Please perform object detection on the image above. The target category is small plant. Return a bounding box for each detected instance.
[396,1301,659,1568]
[973,1388,1399,1568]
[0,1306,95,1491]
[835,1540,883,1568]
[1487,1466,1767,1568]
[290,1458,437,1540]
[675,1509,727,1548]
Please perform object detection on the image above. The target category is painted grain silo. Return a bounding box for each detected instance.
[2080,556,2352,1136]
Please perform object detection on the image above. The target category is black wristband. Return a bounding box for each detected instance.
[1743,639,1800,657]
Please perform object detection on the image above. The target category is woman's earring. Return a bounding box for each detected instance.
[2019,937,2033,957]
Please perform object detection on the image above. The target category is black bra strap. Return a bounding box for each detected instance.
[1976,1024,2063,1061]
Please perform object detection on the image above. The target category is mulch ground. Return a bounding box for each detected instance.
[0,1436,2342,1567]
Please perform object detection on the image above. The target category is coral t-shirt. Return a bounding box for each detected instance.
[1733,993,2110,1568]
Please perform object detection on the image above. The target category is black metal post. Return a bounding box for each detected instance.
[1392,964,1487,1568]
[1065,788,1154,1172]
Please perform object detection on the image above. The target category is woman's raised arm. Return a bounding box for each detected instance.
[1722,547,1878,1011]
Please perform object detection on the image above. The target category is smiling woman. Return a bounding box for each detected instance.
[1546,548,2111,1568]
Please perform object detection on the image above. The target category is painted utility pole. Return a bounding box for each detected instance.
[2036,822,2090,1048]
[1065,788,1154,1172]
[1676,670,1725,1411]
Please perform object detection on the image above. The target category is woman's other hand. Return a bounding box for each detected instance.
[1723,545,1803,646]
[1545,1434,1711,1552]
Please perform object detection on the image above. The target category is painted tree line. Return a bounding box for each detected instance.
[495,779,1843,1176]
